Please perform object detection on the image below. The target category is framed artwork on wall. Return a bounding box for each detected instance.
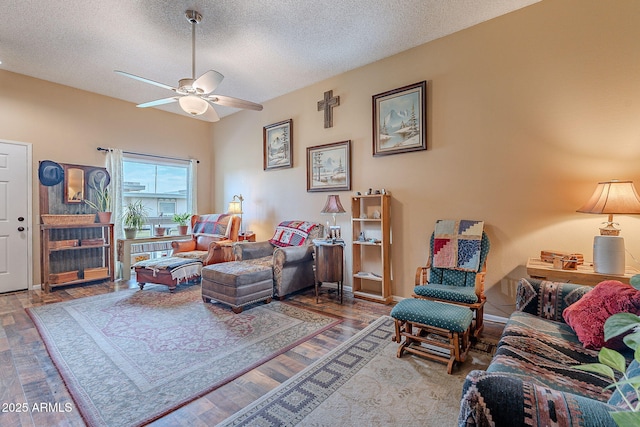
[263,119,293,170]
[306,140,351,192]
[372,81,427,156]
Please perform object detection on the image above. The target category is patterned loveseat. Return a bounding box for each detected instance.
[459,278,633,426]
[233,220,323,299]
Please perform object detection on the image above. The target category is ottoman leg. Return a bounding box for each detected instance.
[232,306,244,314]
[202,296,210,303]
[138,283,145,290]
[265,297,272,304]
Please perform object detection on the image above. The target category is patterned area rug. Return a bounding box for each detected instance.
[218,315,492,426]
[26,285,340,427]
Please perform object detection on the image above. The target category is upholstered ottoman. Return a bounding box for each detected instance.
[391,299,473,374]
[133,257,203,293]
[201,261,273,313]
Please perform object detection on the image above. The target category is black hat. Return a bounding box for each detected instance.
[38,160,64,186]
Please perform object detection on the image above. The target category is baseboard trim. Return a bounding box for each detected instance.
[485,314,508,324]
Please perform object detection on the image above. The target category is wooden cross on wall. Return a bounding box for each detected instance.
[317,90,340,128]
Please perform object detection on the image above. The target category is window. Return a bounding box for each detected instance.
[158,199,177,215]
[123,155,191,235]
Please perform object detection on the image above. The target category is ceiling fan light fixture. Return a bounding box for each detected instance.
[179,95,208,115]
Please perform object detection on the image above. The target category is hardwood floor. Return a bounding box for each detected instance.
[0,281,504,427]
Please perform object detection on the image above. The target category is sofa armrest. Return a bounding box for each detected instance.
[273,245,314,267]
[171,239,196,253]
[516,277,591,323]
[459,370,618,427]
[234,241,275,260]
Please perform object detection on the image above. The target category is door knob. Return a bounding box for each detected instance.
[17,227,25,232]
[18,217,24,221]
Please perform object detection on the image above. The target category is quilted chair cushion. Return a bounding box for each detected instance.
[391,299,472,333]
[192,214,232,237]
[563,280,640,350]
[428,231,490,288]
[414,283,478,303]
[268,220,319,247]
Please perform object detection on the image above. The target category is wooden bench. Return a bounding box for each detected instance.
[390,298,473,374]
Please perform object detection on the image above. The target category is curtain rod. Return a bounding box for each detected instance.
[97,147,199,163]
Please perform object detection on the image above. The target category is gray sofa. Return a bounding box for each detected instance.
[233,222,323,298]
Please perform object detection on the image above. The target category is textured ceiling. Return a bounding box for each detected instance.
[0,0,539,120]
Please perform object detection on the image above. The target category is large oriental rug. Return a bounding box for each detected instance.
[26,285,340,427]
[218,315,492,427]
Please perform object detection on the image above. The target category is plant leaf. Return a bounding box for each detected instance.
[604,313,640,341]
[622,331,640,352]
[599,348,627,373]
[574,363,616,380]
[611,410,640,426]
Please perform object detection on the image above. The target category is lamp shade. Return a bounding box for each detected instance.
[228,201,243,215]
[577,180,640,214]
[179,95,209,116]
[320,195,346,214]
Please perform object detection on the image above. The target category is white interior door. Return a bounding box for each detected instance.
[0,141,32,293]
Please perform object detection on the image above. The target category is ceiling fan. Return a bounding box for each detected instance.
[115,10,263,122]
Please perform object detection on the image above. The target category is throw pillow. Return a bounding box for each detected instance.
[562,280,640,350]
[192,214,231,236]
[269,220,317,247]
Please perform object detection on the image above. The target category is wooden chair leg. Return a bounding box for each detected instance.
[473,305,484,338]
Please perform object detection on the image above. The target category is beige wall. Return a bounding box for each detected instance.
[0,70,214,284]
[211,0,640,317]
[3,0,639,316]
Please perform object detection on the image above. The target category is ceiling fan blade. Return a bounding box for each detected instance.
[114,70,176,91]
[137,97,178,108]
[201,102,220,122]
[193,70,224,94]
[208,95,263,111]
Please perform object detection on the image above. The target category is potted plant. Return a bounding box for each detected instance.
[172,213,191,235]
[122,200,148,239]
[83,177,112,223]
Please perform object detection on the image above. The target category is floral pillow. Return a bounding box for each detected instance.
[562,280,640,350]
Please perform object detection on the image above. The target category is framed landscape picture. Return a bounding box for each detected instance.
[306,140,351,192]
[263,119,293,170]
[372,81,427,156]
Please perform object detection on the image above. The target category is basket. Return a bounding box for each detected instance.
[84,267,109,280]
[41,214,96,225]
[48,239,79,250]
[49,270,79,284]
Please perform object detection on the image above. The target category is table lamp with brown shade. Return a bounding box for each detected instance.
[320,194,346,240]
[577,180,640,274]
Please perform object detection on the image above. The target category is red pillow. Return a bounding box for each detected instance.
[562,280,640,350]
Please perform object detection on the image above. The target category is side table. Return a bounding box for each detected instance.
[526,257,640,286]
[314,242,344,304]
[238,232,256,242]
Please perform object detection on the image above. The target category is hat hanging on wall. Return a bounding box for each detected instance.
[88,169,111,189]
[38,160,64,186]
